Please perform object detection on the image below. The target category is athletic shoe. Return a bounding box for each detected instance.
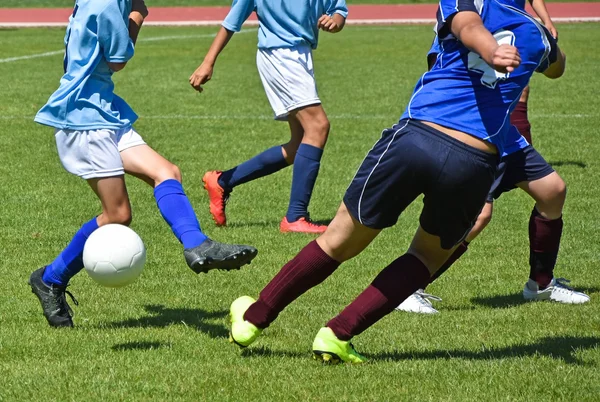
[395,289,441,314]
[184,239,258,274]
[280,217,327,234]
[202,170,230,226]
[312,327,367,364]
[28,267,78,328]
[523,278,590,304]
[229,296,262,347]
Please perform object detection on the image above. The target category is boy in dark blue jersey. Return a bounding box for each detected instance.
[225,0,567,363]
[397,0,585,315]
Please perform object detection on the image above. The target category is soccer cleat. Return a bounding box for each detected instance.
[280,217,327,234]
[184,239,258,274]
[28,267,78,328]
[395,289,441,314]
[229,296,262,347]
[523,278,590,304]
[202,170,230,226]
[312,327,367,365]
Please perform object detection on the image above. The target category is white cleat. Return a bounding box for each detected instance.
[523,278,590,304]
[395,289,441,314]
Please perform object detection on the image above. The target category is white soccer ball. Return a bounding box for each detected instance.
[83,224,146,288]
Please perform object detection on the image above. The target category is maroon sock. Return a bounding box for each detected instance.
[428,240,469,284]
[244,240,340,329]
[510,101,532,145]
[327,254,431,341]
[529,208,563,289]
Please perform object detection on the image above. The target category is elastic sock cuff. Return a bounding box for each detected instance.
[154,179,184,202]
[297,144,324,161]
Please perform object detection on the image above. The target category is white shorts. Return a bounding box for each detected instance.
[256,45,321,121]
[54,126,146,179]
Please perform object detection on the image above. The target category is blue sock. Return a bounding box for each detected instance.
[286,144,323,222]
[218,145,289,190]
[154,179,207,249]
[43,217,99,286]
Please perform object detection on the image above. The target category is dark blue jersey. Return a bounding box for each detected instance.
[401,0,557,156]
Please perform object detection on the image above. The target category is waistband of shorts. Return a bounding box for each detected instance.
[398,119,499,165]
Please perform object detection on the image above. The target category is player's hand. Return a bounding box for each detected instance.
[546,23,558,40]
[189,62,214,93]
[131,0,149,18]
[317,14,341,33]
[489,44,521,73]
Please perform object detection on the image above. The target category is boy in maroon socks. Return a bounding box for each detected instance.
[228,1,567,363]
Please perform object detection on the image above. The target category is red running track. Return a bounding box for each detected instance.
[1,3,599,26]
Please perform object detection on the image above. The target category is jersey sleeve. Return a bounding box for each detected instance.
[435,0,482,38]
[222,0,255,32]
[96,3,134,63]
[326,0,349,18]
[535,25,559,73]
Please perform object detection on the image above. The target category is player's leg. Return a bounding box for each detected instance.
[518,168,589,303]
[30,129,131,327]
[280,104,330,233]
[229,122,422,350]
[511,85,532,144]
[118,130,257,273]
[319,123,497,362]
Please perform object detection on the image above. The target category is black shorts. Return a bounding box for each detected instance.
[344,120,498,249]
[486,145,555,202]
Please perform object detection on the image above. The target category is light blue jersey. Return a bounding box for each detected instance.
[35,0,137,131]
[222,0,348,49]
[402,0,557,156]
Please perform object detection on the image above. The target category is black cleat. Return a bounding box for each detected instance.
[184,239,258,274]
[28,267,78,328]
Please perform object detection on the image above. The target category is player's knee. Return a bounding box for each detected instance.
[303,117,330,147]
[106,205,132,226]
[155,162,182,185]
[477,208,493,229]
[551,177,567,206]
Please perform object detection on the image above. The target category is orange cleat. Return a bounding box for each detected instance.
[280,217,327,234]
[202,171,230,226]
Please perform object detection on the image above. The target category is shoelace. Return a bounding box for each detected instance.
[414,290,442,306]
[553,278,574,291]
[51,285,79,316]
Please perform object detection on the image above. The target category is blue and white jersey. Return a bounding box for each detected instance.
[35,0,137,131]
[222,0,348,49]
[402,0,557,156]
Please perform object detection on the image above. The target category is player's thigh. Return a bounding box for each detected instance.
[517,171,566,218]
[408,226,458,274]
[121,144,181,186]
[87,175,131,226]
[343,122,425,232]
[316,202,380,262]
[421,140,497,250]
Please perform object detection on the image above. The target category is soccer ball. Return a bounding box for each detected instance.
[83,224,146,288]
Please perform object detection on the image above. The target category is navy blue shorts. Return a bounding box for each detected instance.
[344,120,498,249]
[486,145,555,202]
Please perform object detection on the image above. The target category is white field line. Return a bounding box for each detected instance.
[1,114,594,121]
[0,30,253,64]
[1,16,599,28]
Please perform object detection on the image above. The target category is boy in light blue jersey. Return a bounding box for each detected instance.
[30,0,257,328]
[190,0,348,234]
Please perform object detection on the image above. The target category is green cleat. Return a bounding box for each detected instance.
[312,327,367,365]
[229,296,262,348]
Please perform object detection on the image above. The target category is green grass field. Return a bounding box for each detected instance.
[1,0,595,7]
[1,24,600,400]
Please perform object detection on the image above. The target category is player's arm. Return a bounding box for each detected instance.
[189,0,253,93]
[448,11,521,73]
[189,27,235,92]
[537,30,565,79]
[319,0,348,33]
[529,0,557,38]
[109,0,148,72]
